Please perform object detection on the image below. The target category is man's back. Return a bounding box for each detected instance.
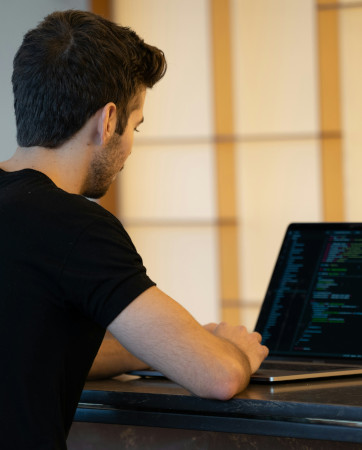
[0,168,154,448]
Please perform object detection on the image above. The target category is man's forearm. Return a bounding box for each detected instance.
[108,287,268,400]
[89,327,253,396]
[87,332,149,380]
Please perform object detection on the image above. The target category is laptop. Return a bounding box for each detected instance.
[129,223,362,383]
[252,222,362,382]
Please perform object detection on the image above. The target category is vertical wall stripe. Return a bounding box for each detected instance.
[317,0,345,220]
[91,0,118,216]
[210,0,241,324]
[91,0,111,20]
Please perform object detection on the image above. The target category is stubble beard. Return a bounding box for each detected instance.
[81,133,123,199]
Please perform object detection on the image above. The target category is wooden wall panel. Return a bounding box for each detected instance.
[211,0,240,324]
[317,0,345,220]
[112,0,220,323]
[91,0,111,18]
[90,0,118,216]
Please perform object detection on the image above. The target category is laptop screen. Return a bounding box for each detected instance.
[255,223,362,360]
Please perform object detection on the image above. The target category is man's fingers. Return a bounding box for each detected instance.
[252,331,263,343]
[263,345,269,357]
[203,322,218,333]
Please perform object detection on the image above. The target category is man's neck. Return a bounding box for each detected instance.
[1,108,110,196]
[0,141,93,195]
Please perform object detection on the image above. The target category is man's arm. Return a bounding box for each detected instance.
[107,286,268,400]
[88,331,149,380]
[88,325,220,380]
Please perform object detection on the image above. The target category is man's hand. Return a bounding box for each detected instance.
[203,322,268,373]
[212,323,268,374]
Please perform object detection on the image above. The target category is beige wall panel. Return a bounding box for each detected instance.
[126,226,220,323]
[112,0,213,138]
[236,140,322,304]
[230,0,319,136]
[242,305,261,332]
[339,9,362,220]
[119,143,216,221]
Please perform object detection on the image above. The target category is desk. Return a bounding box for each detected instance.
[68,375,362,449]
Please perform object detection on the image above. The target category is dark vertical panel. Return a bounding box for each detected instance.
[91,0,118,216]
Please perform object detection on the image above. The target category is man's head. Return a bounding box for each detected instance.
[12,10,166,149]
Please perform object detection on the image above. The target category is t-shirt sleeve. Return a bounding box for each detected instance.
[59,215,156,328]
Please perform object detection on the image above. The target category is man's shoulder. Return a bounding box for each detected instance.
[0,167,120,234]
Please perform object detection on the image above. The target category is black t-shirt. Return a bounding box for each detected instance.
[0,168,155,449]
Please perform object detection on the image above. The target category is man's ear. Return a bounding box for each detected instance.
[97,102,118,145]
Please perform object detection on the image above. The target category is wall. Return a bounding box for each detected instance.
[0,0,89,162]
[112,0,362,330]
[113,0,220,324]
[3,0,361,331]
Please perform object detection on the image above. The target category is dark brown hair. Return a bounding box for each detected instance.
[12,10,166,148]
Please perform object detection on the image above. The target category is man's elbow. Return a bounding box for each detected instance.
[213,372,249,401]
[195,365,250,401]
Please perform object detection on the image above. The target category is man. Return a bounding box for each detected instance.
[0,10,268,449]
